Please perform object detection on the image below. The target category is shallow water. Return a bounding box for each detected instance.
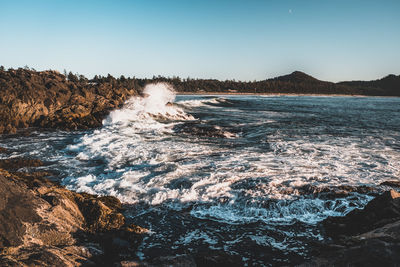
[1,86,400,265]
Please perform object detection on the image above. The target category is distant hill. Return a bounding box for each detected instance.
[156,71,399,95]
[271,71,320,83]
[338,74,400,96]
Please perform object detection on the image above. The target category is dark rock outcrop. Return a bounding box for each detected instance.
[173,122,237,138]
[303,190,400,266]
[381,180,400,188]
[323,190,400,237]
[0,157,45,171]
[0,158,147,266]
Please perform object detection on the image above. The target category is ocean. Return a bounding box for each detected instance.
[1,83,400,265]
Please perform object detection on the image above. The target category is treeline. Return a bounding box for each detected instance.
[1,66,399,96]
[338,74,400,96]
[146,71,400,96]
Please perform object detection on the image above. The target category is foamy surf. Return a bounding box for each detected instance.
[62,90,397,228]
[104,83,194,127]
[4,93,399,265]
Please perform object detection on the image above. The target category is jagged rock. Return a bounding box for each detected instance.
[323,190,400,237]
[0,163,146,266]
[0,68,140,134]
[302,190,400,266]
[303,239,400,267]
[0,171,42,247]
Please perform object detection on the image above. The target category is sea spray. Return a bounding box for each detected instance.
[103,82,193,126]
[142,82,176,114]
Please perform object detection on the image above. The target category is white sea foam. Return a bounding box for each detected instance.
[3,95,400,259]
[62,93,400,229]
[177,97,220,108]
[103,82,194,127]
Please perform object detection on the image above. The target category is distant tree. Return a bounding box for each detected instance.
[0,66,4,71]
[106,74,115,82]
[79,74,88,83]
[67,71,78,82]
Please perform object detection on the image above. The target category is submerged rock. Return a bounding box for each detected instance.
[0,158,45,172]
[276,184,378,199]
[173,121,237,138]
[380,180,400,188]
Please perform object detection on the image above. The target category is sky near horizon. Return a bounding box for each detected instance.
[0,0,399,82]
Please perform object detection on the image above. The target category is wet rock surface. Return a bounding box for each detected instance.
[323,190,400,237]
[279,184,380,199]
[0,157,247,266]
[0,158,147,266]
[380,180,400,188]
[303,189,400,266]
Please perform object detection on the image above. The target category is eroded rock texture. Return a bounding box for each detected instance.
[0,158,146,266]
[0,68,141,134]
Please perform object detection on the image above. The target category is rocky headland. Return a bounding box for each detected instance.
[0,68,141,134]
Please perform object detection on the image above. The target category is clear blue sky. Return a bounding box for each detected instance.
[1,0,399,82]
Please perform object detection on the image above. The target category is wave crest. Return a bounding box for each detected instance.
[103,82,194,126]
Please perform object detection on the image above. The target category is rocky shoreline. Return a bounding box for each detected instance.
[1,152,400,266]
[0,68,141,134]
[0,156,147,266]
[1,68,400,266]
